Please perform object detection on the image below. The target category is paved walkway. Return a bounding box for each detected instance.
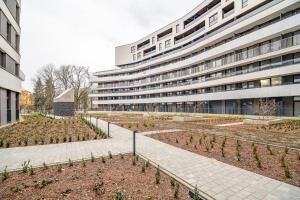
[0,117,299,200]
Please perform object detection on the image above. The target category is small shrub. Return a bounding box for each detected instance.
[267,144,273,155]
[114,191,125,200]
[94,180,104,195]
[190,135,193,143]
[193,186,201,200]
[174,182,180,199]
[18,141,22,146]
[120,154,124,159]
[77,135,80,141]
[199,138,202,145]
[212,135,216,143]
[68,136,72,142]
[255,154,262,168]
[141,164,146,173]
[50,137,54,144]
[252,145,257,155]
[176,138,178,143]
[222,137,227,147]
[82,135,86,141]
[170,177,175,187]
[29,165,35,175]
[101,156,106,164]
[68,159,73,167]
[221,147,225,158]
[57,164,62,173]
[132,157,136,166]
[34,139,38,145]
[24,139,28,146]
[0,140,3,147]
[91,153,95,162]
[108,151,112,159]
[41,138,44,145]
[94,135,97,140]
[297,152,300,163]
[63,136,67,143]
[82,158,86,167]
[146,160,150,168]
[280,154,286,167]
[284,166,291,178]
[43,162,48,170]
[6,141,10,148]
[22,161,30,173]
[2,166,9,181]
[285,146,289,154]
[155,167,160,184]
[55,137,59,144]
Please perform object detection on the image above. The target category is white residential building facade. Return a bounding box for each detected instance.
[0,0,23,125]
[90,0,300,117]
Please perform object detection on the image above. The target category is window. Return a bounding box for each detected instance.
[242,0,248,8]
[260,79,270,87]
[137,52,141,59]
[152,37,155,44]
[271,77,282,86]
[133,54,136,61]
[176,24,180,33]
[131,46,136,53]
[248,82,255,88]
[0,51,5,69]
[159,43,162,51]
[209,13,218,26]
[294,75,300,83]
[165,39,171,48]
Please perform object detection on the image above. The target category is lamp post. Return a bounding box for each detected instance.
[133,130,137,156]
[108,122,111,137]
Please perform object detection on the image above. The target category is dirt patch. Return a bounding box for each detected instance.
[150,131,300,187]
[0,154,191,199]
[0,115,106,148]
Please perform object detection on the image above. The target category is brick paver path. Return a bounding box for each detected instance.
[0,117,299,200]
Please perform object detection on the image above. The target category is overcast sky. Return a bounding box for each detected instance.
[20,0,201,91]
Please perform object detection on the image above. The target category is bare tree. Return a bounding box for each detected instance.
[259,98,278,119]
[70,66,90,110]
[55,65,73,92]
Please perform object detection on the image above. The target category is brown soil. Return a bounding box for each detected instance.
[0,154,190,200]
[0,115,106,148]
[92,113,300,148]
[150,131,300,187]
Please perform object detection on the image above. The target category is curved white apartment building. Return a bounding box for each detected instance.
[90,0,300,117]
[0,0,23,125]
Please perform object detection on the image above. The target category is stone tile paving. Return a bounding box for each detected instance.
[0,117,299,200]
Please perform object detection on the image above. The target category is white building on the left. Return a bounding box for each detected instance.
[0,0,23,125]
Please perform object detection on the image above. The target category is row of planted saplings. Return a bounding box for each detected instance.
[1,152,202,200]
[177,134,300,179]
[0,133,98,148]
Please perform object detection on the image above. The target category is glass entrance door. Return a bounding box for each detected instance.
[294,102,300,117]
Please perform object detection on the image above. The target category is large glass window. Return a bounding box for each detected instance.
[261,79,271,87]
[165,39,171,48]
[271,77,282,86]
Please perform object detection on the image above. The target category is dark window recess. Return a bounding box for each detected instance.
[175,21,205,42]
[184,0,221,28]
[157,28,172,41]
[222,2,234,18]
[143,46,156,56]
[137,39,150,50]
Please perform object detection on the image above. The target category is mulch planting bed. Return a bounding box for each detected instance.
[0,154,191,200]
[0,115,106,148]
[150,131,300,187]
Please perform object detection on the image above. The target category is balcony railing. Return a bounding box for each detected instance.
[94,34,300,90]
[115,0,284,69]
